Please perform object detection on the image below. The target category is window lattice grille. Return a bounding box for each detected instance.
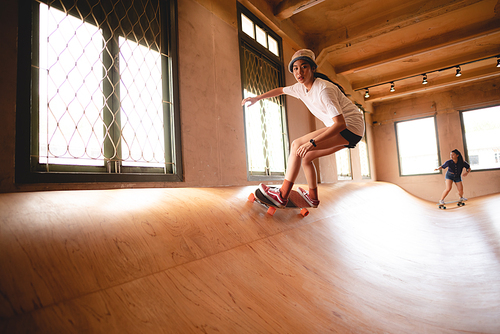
[242,46,286,175]
[36,0,170,171]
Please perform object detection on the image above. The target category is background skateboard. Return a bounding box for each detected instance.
[437,199,466,209]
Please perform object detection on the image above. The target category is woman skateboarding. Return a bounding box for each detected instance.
[241,49,365,208]
[435,149,471,205]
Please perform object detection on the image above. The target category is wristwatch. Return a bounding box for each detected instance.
[310,139,316,147]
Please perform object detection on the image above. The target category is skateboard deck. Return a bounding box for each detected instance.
[437,199,466,209]
[248,188,313,216]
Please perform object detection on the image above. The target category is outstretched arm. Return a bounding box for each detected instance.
[241,88,284,107]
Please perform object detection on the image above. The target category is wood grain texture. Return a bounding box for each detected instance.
[1,182,499,333]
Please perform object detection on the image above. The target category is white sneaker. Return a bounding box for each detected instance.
[439,200,445,205]
[460,197,467,201]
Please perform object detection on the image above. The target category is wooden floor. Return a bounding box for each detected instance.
[0,182,499,333]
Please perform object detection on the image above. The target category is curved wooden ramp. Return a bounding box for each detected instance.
[1,182,499,333]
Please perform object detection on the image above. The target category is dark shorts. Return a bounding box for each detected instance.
[445,171,462,182]
[340,129,362,148]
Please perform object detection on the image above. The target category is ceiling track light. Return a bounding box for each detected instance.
[356,55,499,95]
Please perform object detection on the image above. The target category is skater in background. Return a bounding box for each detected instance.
[435,149,471,205]
[241,49,364,208]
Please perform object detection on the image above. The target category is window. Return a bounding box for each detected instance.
[16,0,181,183]
[240,12,279,57]
[238,5,288,180]
[395,117,440,176]
[461,106,500,171]
[336,149,352,180]
[358,134,371,179]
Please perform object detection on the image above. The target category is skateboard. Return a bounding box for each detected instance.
[437,199,466,210]
[248,188,313,217]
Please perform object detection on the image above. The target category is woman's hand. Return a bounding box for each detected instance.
[241,96,260,107]
[296,141,314,158]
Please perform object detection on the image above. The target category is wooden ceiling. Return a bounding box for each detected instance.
[261,0,500,103]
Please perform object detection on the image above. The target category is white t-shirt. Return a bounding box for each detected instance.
[283,78,365,137]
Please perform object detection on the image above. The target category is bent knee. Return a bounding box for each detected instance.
[301,154,315,166]
[290,139,301,151]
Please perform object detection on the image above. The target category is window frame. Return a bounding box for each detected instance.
[394,116,441,177]
[238,4,289,182]
[460,105,500,172]
[16,0,182,183]
[238,5,282,60]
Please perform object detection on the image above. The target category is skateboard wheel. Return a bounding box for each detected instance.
[300,208,309,217]
[267,206,277,216]
[248,193,255,202]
